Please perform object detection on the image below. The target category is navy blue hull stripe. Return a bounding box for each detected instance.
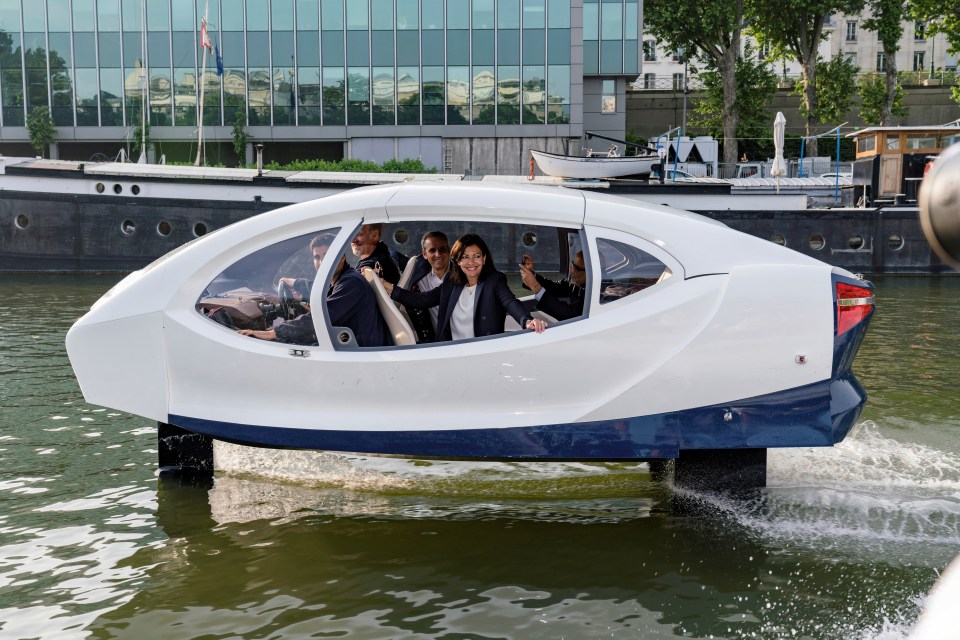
[169,374,866,460]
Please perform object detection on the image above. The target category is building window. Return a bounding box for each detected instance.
[643,73,655,89]
[876,52,886,72]
[643,40,656,62]
[672,73,684,90]
[914,51,925,71]
[846,21,857,42]
[601,79,615,113]
[758,43,771,61]
[915,22,926,41]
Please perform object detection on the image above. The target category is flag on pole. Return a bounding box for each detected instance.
[200,18,213,52]
[215,43,223,77]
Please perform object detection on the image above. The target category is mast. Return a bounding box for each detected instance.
[194,1,211,166]
[137,0,147,163]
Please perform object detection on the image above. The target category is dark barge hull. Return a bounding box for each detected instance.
[696,206,951,275]
[0,185,951,275]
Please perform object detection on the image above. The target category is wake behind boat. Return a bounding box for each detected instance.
[531,148,659,179]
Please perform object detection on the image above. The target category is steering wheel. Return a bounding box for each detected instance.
[276,280,312,320]
[276,280,298,319]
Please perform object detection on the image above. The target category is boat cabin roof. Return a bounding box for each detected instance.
[847,125,960,160]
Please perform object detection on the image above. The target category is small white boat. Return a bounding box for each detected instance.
[531,149,659,179]
[65,182,875,490]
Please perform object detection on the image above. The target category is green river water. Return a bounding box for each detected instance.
[0,273,957,639]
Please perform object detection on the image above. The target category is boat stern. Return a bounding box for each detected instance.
[828,270,876,443]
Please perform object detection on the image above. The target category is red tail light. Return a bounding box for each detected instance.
[836,282,874,336]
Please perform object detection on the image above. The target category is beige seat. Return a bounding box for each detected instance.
[504,297,559,331]
[392,257,419,328]
[397,257,418,289]
[362,268,417,346]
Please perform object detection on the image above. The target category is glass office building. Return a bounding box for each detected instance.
[0,0,640,170]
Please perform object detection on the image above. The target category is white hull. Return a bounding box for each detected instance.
[66,183,874,468]
[531,150,658,179]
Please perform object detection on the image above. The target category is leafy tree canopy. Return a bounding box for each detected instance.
[690,43,778,159]
[858,73,909,125]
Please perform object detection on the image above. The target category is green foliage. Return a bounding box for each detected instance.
[795,55,858,124]
[911,0,960,106]
[813,55,859,124]
[260,158,437,173]
[910,0,960,60]
[26,106,56,157]
[625,131,649,151]
[861,0,906,51]
[231,113,250,163]
[858,73,909,125]
[643,0,743,68]
[690,45,778,159]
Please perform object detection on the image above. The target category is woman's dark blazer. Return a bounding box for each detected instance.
[390,270,533,341]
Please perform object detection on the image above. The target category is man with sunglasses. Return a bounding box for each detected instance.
[518,251,586,321]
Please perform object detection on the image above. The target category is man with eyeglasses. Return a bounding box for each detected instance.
[518,250,586,321]
[397,230,451,342]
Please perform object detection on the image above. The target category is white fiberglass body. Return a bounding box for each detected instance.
[67,183,873,461]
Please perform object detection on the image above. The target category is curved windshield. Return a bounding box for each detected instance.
[196,228,340,334]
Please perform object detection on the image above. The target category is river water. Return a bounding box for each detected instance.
[0,274,958,639]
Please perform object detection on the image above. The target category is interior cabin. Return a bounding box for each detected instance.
[849,125,960,204]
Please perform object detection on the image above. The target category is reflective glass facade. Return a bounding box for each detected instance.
[0,0,638,129]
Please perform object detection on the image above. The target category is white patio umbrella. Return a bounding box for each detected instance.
[771,112,787,193]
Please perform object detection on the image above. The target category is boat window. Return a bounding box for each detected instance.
[196,227,340,334]
[596,237,669,304]
[906,134,936,150]
[943,134,960,147]
[885,134,900,151]
[858,136,875,154]
[331,221,585,349]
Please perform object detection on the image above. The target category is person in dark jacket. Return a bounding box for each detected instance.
[351,223,401,285]
[518,250,586,321]
[238,236,387,347]
[383,233,548,341]
[399,230,450,342]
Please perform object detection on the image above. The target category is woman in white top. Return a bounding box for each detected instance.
[384,233,547,341]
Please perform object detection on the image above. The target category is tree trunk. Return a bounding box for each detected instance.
[882,41,899,126]
[721,42,740,171]
[801,55,818,159]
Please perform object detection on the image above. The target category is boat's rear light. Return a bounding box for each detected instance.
[836,282,874,336]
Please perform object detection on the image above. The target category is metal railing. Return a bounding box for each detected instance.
[630,70,958,92]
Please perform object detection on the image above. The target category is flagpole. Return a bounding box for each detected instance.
[138,0,147,163]
[194,1,210,166]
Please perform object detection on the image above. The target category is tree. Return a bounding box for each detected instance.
[231,113,250,165]
[643,0,747,166]
[690,43,778,161]
[911,0,960,104]
[750,0,865,156]
[858,73,908,125]
[861,0,909,124]
[26,106,56,158]
[805,54,859,126]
